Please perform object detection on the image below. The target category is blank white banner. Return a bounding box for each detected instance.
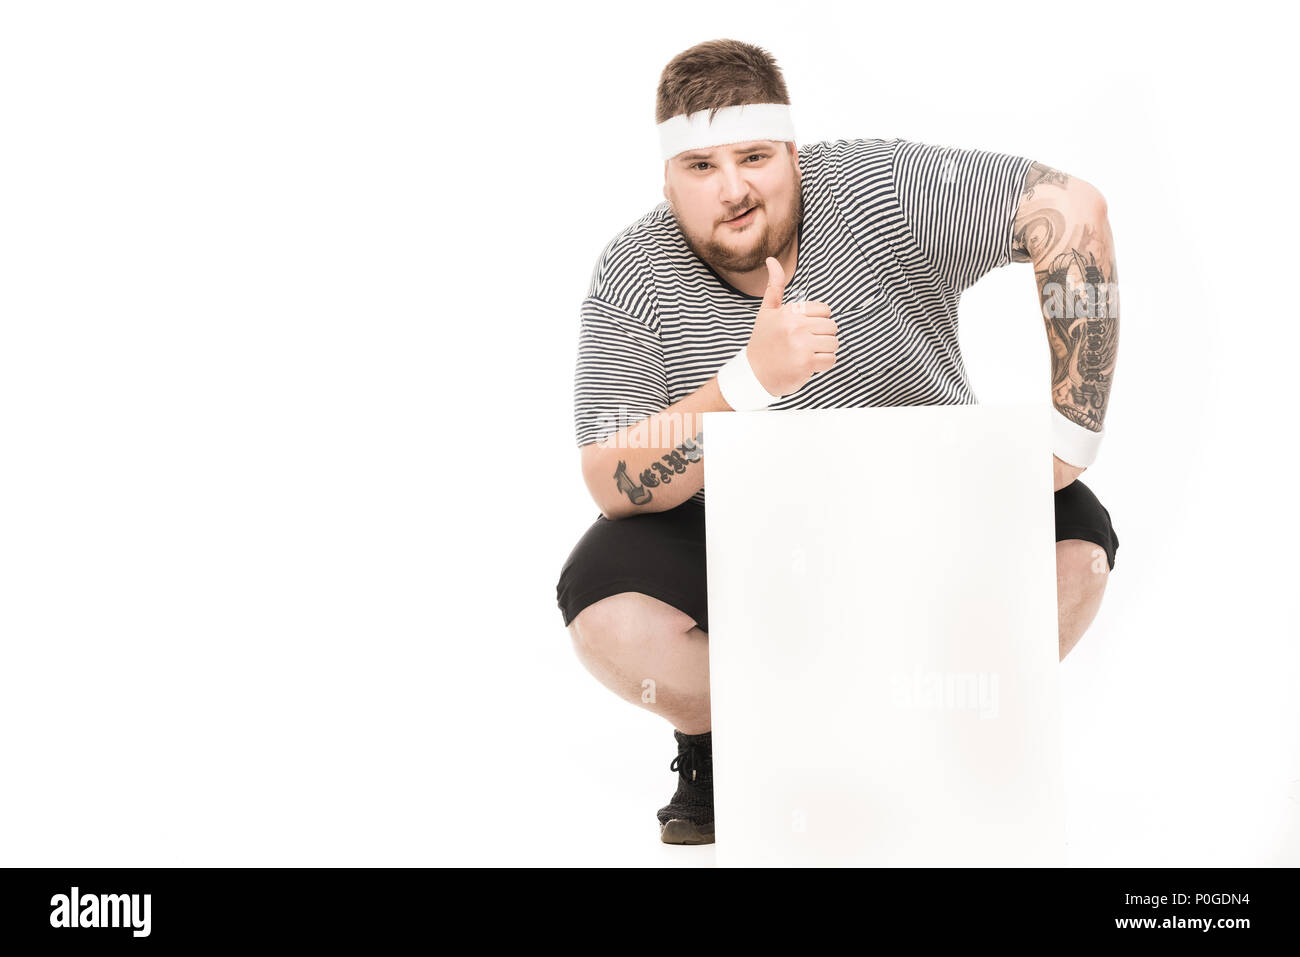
[703,401,1064,867]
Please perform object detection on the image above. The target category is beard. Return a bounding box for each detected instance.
[671,181,804,275]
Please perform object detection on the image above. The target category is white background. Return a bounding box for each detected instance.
[1,0,1295,866]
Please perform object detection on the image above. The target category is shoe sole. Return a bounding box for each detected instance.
[659,819,715,845]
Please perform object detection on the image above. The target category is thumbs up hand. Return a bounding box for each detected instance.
[746,257,838,398]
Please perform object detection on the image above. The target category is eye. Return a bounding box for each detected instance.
[690,161,711,171]
[745,153,764,162]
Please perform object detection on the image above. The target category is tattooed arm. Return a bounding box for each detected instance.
[579,376,732,520]
[1011,162,1119,489]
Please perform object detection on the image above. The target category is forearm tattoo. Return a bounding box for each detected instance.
[1012,162,1120,432]
[611,432,704,507]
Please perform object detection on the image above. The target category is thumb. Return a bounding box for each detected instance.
[760,256,786,311]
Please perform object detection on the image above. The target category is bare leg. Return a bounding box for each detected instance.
[1057,538,1111,660]
[568,591,711,734]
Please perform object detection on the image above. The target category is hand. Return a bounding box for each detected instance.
[1053,454,1085,491]
[746,257,839,398]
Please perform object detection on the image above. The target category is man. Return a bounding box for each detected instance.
[556,39,1120,846]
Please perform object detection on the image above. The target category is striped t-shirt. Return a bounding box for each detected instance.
[572,137,1035,506]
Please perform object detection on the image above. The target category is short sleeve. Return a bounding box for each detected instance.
[572,297,670,448]
[892,139,1034,293]
[573,233,671,447]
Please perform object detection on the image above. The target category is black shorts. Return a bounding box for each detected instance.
[556,480,1119,634]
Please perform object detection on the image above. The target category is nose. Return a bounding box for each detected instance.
[718,164,750,211]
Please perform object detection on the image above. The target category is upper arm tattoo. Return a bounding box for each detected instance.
[1011,163,1070,263]
[1012,162,1119,433]
[1021,161,1070,200]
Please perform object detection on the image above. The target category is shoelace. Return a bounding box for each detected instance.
[670,742,708,784]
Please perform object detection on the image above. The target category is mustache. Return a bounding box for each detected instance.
[722,202,759,223]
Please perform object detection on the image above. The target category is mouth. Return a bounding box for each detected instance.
[724,204,759,227]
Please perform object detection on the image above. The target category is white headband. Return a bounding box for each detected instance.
[658,102,796,162]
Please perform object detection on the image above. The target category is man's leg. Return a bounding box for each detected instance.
[568,591,711,734]
[556,503,717,844]
[1056,538,1110,660]
[1053,479,1119,660]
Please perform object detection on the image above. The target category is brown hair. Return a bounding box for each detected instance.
[655,39,791,125]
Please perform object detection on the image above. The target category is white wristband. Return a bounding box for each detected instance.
[717,346,780,411]
[1051,409,1104,468]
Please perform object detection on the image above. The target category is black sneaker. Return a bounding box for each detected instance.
[657,729,715,845]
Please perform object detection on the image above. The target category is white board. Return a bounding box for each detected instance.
[703,401,1064,867]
